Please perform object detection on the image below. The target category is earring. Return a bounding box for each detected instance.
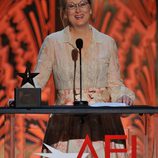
[90,10,92,15]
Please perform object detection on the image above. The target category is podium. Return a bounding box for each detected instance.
[0,106,158,158]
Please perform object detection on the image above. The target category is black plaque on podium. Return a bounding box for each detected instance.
[15,88,41,107]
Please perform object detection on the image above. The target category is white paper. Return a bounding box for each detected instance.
[89,102,129,107]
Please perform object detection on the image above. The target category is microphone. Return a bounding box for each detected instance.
[76,38,83,50]
[73,38,88,106]
[71,49,78,101]
[71,48,78,62]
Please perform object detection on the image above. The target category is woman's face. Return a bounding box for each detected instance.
[65,0,91,28]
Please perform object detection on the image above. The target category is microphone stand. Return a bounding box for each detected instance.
[79,47,83,101]
[74,39,88,106]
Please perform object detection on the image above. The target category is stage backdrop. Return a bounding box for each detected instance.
[0,0,157,158]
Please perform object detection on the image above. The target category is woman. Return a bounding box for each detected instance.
[34,0,135,157]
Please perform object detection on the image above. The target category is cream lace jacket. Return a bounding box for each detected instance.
[31,26,135,105]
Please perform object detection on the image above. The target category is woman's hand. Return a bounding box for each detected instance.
[116,95,133,106]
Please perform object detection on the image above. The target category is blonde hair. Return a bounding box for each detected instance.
[59,0,92,27]
[59,0,68,27]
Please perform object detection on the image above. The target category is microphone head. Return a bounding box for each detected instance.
[76,38,83,50]
[71,48,78,61]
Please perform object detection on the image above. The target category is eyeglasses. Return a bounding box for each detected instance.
[66,1,89,11]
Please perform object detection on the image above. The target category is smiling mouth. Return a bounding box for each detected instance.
[74,15,84,20]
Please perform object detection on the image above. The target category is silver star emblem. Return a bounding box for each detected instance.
[35,143,89,158]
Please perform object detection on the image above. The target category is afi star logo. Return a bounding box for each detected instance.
[35,134,137,158]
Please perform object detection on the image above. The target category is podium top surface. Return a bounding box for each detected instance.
[0,105,158,114]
